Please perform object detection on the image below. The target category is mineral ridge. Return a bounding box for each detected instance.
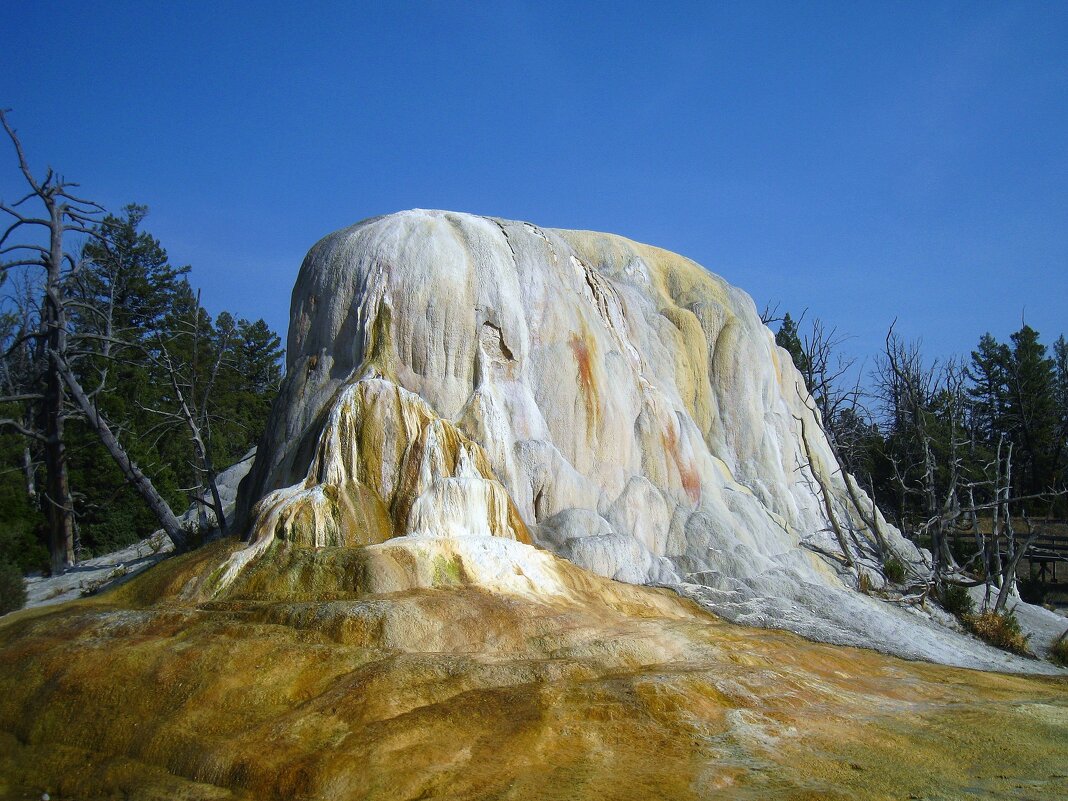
[222,209,1058,670]
[3,211,1067,800]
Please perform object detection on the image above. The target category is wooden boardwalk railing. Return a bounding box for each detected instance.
[1025,533,1068,582]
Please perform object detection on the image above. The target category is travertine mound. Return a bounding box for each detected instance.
[5,212,1067,800]
[223,209,1047,669]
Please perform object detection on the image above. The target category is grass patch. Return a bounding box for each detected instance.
[883,556,905,584]
[1051,633,1068,667]
[962,610,1032,657]
[937,583,975,617]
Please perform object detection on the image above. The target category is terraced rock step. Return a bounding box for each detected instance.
[1,540,1066,800]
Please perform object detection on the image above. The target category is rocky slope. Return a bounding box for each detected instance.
[2,537,1066,800]
[2,211,1067,799]
[227,209,1057,669]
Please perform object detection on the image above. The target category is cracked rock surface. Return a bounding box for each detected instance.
[2,211,1066,800]
[228,209,1062,672]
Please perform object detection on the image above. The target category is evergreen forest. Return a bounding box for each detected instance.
[0,201,283,578]
[774,310,1068,608]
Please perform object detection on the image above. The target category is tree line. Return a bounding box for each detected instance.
[1,105,1063,652]
[0,111,283,586]
[772,307,1068,614]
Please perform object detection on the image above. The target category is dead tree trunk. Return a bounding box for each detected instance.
[1,109,103,572]
[41,202,75,571]
[994,513,1038,614]
[797,412,855,569]
[53,351,187,549]
[2,111,220,559]
[161,345,228,536]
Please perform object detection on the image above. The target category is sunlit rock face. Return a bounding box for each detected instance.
[4,540,1066,800]
[5,210,1068,800]
[228,210,969,664]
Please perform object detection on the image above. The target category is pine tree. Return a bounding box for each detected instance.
[775,313,811,377]
[77,204,189,342]
[0,117,284,568]
[0,109,107,571]
[1050,334,1068,491]
[966,333,1009,446]
[205,315,283,469]
[1004,324,1057,498]
[63,207,195,554]
[237,318,283,395]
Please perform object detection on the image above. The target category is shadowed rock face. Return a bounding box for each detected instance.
[227,209,1039,670]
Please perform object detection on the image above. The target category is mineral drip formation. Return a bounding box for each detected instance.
[220,209,1018,668]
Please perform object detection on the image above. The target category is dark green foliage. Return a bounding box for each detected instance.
[0,522,47,575]
[238,318,285,394]
[0,447,47,572]
[201,312,284,471]
[937,583,975,617]
[962,327,1064,517]
[0,560,26,615]
[65,402,185,556]
[865,324,1067,539]
[775,313,810,376]
[1,204,284,560]
[77,204,191,341]
[967,333,1010,446]
[882,556,905,584]
[80,504,147,557]
[766,308,1066,574]
[1056,335,1068,481]
[1005,325,1058,499]
[69,212,282,554]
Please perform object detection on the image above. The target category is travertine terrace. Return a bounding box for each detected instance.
[2,211,1065,800]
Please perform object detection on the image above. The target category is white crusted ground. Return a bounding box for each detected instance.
[212,209,1066,673]
[23,452,254,609]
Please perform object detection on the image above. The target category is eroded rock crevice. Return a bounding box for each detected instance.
[208,209,1065,670]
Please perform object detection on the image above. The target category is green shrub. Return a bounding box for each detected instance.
[0,560,27,616]
[0,521,48,574]
[963,610,1032,656]
[883,556,905,584]
[1051,633,1068,667]
[82,505,143,556]
[937,583,975,617]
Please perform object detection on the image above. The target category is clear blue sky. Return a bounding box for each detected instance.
[3,1,1066,373]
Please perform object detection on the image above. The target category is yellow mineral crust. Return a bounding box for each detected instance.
[1,539,1066,801]
[209,373,532,596]
[5,212,1065,799]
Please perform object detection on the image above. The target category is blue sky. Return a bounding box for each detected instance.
[2,1,1066,374]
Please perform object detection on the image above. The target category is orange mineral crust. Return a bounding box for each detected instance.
[1,538,1066,801]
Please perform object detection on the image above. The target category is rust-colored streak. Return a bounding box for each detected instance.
[662,423,701,505]
[680,465,701,505]
[568,332,599,428]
